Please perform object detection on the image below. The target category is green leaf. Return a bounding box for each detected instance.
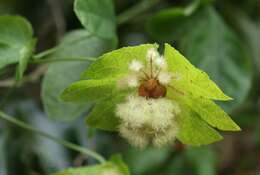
[109,155,130,175]
[86,92,128,131]
[16,38,36,80]
[50,155,130,175]
[185,147,217,175]
[164,43,231,101]
[124,147,170,175]
[176,104,223,146]
[178,7,252,111]
[81,44,158,79]
[0,131,8,175]
[181,96,240,131]
[60,78,117,102]
[146,0,200,42]
[74,0,117,40]
[42,30,115,121]
[228,9,260,100]
[0,15,34,71]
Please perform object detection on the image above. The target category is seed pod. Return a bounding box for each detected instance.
[144,79,158,91]
[151,84,166,98]
[139,79,167,98]
[138,84,150,97]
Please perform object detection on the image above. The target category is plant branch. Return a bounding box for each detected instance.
[33,47,58,59]
[117,0,162,25]
[0,110,106,163]
[0,57,95,88]
[30,57,96,64]
[0,65,47,87]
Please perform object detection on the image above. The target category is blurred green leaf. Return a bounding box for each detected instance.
[29,111,71,172]
[0,15,35,72]
[124,147,170,175]
[50,155,130,175]
[0,131,8,175]
[74,0,117,40]
[228,9,260,99]
[42,30,116,121]
[185,147,217,175]
[161,153,188,175]
[179,7,252,112]
[146,0,200,42]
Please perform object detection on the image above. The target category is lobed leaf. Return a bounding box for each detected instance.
[176,104,223,146]
[164,43,232,101]
[181,96,240,131]
[60,78,117,102]
[81,44,158,80]
[86,92,129,131]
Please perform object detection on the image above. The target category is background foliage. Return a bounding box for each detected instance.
[0,0,260,174]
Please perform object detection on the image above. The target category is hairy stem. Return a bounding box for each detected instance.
[0,110,106,163]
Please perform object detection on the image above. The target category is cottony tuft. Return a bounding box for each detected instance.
[116,48,181,148]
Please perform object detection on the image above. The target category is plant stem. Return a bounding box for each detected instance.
[33,47,58,59]
[117,0,161,25]
[30,57,96,64]
[0,110,106,163]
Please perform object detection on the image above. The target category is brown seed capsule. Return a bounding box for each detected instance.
[138,78,167,98]
[143,79,158,91]
[138,84,150,98]
[151,84,166,98]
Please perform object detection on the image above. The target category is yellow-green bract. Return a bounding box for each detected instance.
[51,155,129,175]
[60,43,240,146]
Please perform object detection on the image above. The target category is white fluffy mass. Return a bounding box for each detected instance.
[146,48,159,61]
[116,95,180,148]
[129,59,143,72]
[127,76,139,87]
[154,56,167,69]
[158,72,172,85]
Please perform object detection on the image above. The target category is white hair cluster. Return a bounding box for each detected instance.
[117,48,176,89]
[146,48,159,61]
[154,56,167,69]
[158,72,172,85]
[115,48,183,148]
[129,59,143,72]
[116,95,180,148]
